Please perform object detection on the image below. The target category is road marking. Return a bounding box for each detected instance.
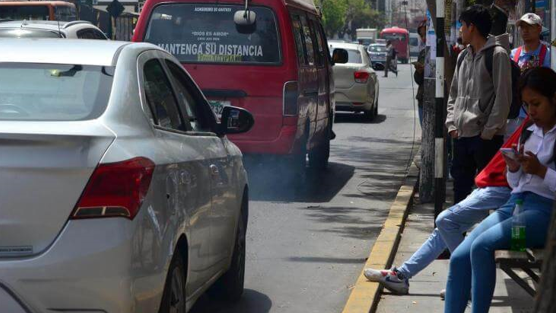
[341,159,418,313]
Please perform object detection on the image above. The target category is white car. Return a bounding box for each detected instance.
[0,20,107,39]
[0,39,253,313]
[330,42,380,121]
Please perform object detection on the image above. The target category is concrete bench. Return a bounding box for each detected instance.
[494,249,544,297]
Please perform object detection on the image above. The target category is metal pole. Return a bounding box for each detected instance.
[552,0,556,71]
[434,0,446,218]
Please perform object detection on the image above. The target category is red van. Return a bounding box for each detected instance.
[133,0,337,169]
[380,27,409,64]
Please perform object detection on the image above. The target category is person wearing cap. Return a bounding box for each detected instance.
[506,13,551,138]
[511,13,551,71]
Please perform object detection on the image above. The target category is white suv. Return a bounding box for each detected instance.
[0,20,107,39]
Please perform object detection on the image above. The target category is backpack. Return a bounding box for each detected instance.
[457,47,522,119]
[513,44,548,67]
[519,120,556,165]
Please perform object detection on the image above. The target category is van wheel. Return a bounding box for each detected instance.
[208,207,246,302]
[159,251,186,313]
[309,127,330,169]
[290,128,308,172]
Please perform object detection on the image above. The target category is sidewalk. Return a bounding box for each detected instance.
[375,191,535,313]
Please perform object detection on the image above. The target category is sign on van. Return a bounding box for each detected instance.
[144,4,280,64]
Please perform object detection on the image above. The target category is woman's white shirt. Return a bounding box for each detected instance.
[507,123,556,200]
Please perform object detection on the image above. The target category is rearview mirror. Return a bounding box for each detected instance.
[234,10,257,26]
[218,106,254,136]
[332,48,349,64]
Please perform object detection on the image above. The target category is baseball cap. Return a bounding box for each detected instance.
[517,13,543,27]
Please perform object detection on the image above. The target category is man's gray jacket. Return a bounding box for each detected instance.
[445,34,512,139]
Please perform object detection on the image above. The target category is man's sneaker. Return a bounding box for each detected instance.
[440,289,446,300]
[363,267,409,294]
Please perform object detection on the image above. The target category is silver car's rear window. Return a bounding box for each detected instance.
[0,28,62,38]
[0,63,114,121]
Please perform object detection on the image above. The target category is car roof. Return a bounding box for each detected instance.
[329,42,362,50]
[0,20,91,31]
[369,43,386,47]
[0,39,132,66]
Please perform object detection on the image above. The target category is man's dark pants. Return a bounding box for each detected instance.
[450,135,504,203]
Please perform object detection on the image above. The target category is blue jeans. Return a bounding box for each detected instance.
[398,187,511,279]
[445,192,554,313]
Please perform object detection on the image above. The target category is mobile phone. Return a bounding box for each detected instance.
[500,148,519,160]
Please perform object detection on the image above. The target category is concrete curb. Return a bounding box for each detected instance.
[341,157,420,313]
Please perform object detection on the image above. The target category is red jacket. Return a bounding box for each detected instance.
[475,118,529,188]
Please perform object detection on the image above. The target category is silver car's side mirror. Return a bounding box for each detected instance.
[332,48,349,64]
[218,106,254,136]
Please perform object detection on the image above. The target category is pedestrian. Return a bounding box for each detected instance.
[384,40,398,77]
[506,13,551,138]
[446,5,512,204]
[444,66,556,313]
[414,20,426,125]
[363,117,529,295]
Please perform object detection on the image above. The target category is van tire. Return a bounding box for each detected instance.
[159,250,186,313]
[208,204,246,302]
[309,126,331,169]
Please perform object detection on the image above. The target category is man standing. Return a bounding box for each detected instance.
[506,13,551,137]
[446,5,512,203]
[384,40,398,77]
[414,20,426,125]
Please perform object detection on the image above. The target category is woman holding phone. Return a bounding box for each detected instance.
[444,67,556,313]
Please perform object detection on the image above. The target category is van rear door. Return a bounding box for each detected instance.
[141,3,285,142]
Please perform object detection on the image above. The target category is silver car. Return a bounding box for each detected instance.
[0,39,253,313]
[330,42,379,121]
[0,20,108,39]
[367,43,388,70]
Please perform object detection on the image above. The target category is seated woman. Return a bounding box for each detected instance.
[444,66,556,313]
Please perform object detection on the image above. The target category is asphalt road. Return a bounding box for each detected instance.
[190,64,420,313]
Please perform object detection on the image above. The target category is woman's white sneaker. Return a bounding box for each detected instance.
[363,267,409,295]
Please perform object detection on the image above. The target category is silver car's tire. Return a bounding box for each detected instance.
[159,251,186,313]
[208,200,247,302]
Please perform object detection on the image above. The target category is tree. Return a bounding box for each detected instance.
[318,0,348,37]
[343,0,385,40]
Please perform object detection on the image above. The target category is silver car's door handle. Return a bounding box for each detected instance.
[210,164,219,176]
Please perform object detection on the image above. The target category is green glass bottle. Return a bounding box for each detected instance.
[511,199,526,252]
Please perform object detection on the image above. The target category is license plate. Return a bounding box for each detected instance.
[209,100,231,118]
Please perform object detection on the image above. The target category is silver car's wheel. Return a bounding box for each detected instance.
[159,252,186,313]
[208,199,247,302]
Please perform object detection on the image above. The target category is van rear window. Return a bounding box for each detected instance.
[0,5,50,20]
[144,4,280,64]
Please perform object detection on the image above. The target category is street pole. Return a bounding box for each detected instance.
[434,0,446,218]
[551,0,556,71]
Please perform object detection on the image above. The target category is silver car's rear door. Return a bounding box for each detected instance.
[138,52,215,296]
[0,121,114,257]
[160,58,237,272]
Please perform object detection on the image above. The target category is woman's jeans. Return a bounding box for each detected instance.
[445,192,554,313]
[397,187,511,278]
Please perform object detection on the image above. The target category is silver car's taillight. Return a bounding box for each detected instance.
[71,157,155,220]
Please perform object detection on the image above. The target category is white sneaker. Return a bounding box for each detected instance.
[363,267,409,294]
[440,289,446,300]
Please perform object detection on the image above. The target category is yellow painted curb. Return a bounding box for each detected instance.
[342,160,419,313]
